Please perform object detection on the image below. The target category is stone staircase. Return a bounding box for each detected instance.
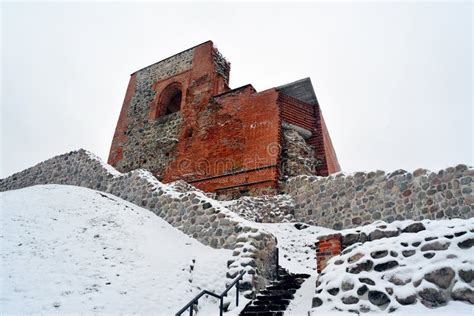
[240,268,310,316]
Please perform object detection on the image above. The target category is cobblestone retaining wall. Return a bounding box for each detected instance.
[284,166,473,230]
[312,219,474,313]
[0,149,277,296]
[224,194,296,223]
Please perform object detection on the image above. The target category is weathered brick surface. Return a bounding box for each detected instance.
[165,86,282,195]
[108,41,340,196]
[316,234,342,273]
[320,113,340,174]
[108,73,136,166]
[278,94,340,178]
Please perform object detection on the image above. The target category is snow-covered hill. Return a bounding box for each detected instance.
[1,184,473,315]
[0,185,234,314]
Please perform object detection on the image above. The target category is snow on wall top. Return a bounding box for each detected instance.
[311,218,474,314]
[284,165,473,229]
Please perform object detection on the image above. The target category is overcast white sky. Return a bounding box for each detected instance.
[1,1,472,178]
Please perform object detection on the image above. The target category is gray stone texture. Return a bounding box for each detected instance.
[424,267,455,289]
[117,112,182,180]
[312,218,474,312]
[114,48,195,178]
[212,48,230,85]
[223,194,295,223]
[283,166,474,229]
[280,128,319,179]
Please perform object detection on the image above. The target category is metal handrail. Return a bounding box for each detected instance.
[175,270,246,316]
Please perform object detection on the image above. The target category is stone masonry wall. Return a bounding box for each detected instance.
[284,165,473,230]
[111,48,194,177]
[0,149,278,297]
[280,128,319,179]
[224,194,296,223]
[312,219,474,313]
[212,47,230,85]
[110,41,233,186]
[119,112,182,180]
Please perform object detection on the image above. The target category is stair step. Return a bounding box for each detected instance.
[259,289,297,296]
[240,312,284,316]
[256,293,294,301]
[239,267,310,316]
[252,299,291,306]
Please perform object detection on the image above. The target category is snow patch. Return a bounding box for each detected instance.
[0,184,234,314]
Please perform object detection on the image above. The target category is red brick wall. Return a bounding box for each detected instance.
[108,41,228,174]
[164,87,281,194]
[316,234,342,273]
[107,73,136,166]
[278,93,316,131]
[149,72,191,120]
[189,168,278,194]
[320,112,341,174]
[108,41,339,194]
[278,94,340,176]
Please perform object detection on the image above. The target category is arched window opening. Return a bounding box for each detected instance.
[158,83,183,116]
[166,90,182,114]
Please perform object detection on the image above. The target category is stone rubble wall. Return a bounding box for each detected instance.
[118,112,182,180]
[212,48,230,85]
[0,149,277,296]
[340,221,430,249]
[223,194,296,223]
[280,128,319,179]
[311,219,474,313]
[284,165,473,230]
[315,221,446,277]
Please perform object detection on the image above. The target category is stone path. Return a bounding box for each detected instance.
[240,268,310,316]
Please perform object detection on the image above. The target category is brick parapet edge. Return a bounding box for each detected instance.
[316,234,342,273]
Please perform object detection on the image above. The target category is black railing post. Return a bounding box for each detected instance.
[276,247,279,280]
[176,271,246,316]
[236,280,240,306]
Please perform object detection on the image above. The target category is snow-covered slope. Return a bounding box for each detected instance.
[0,185,233,314]
[2,184,473,315]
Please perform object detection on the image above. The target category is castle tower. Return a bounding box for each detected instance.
[108,41,340,197]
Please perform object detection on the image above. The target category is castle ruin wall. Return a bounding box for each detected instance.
[284,166,473,229]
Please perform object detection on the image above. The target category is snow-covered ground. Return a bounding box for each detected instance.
[1,184,472,315]
[257,223,333,274]
[0,184,234,315]
[254,220,474,316]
